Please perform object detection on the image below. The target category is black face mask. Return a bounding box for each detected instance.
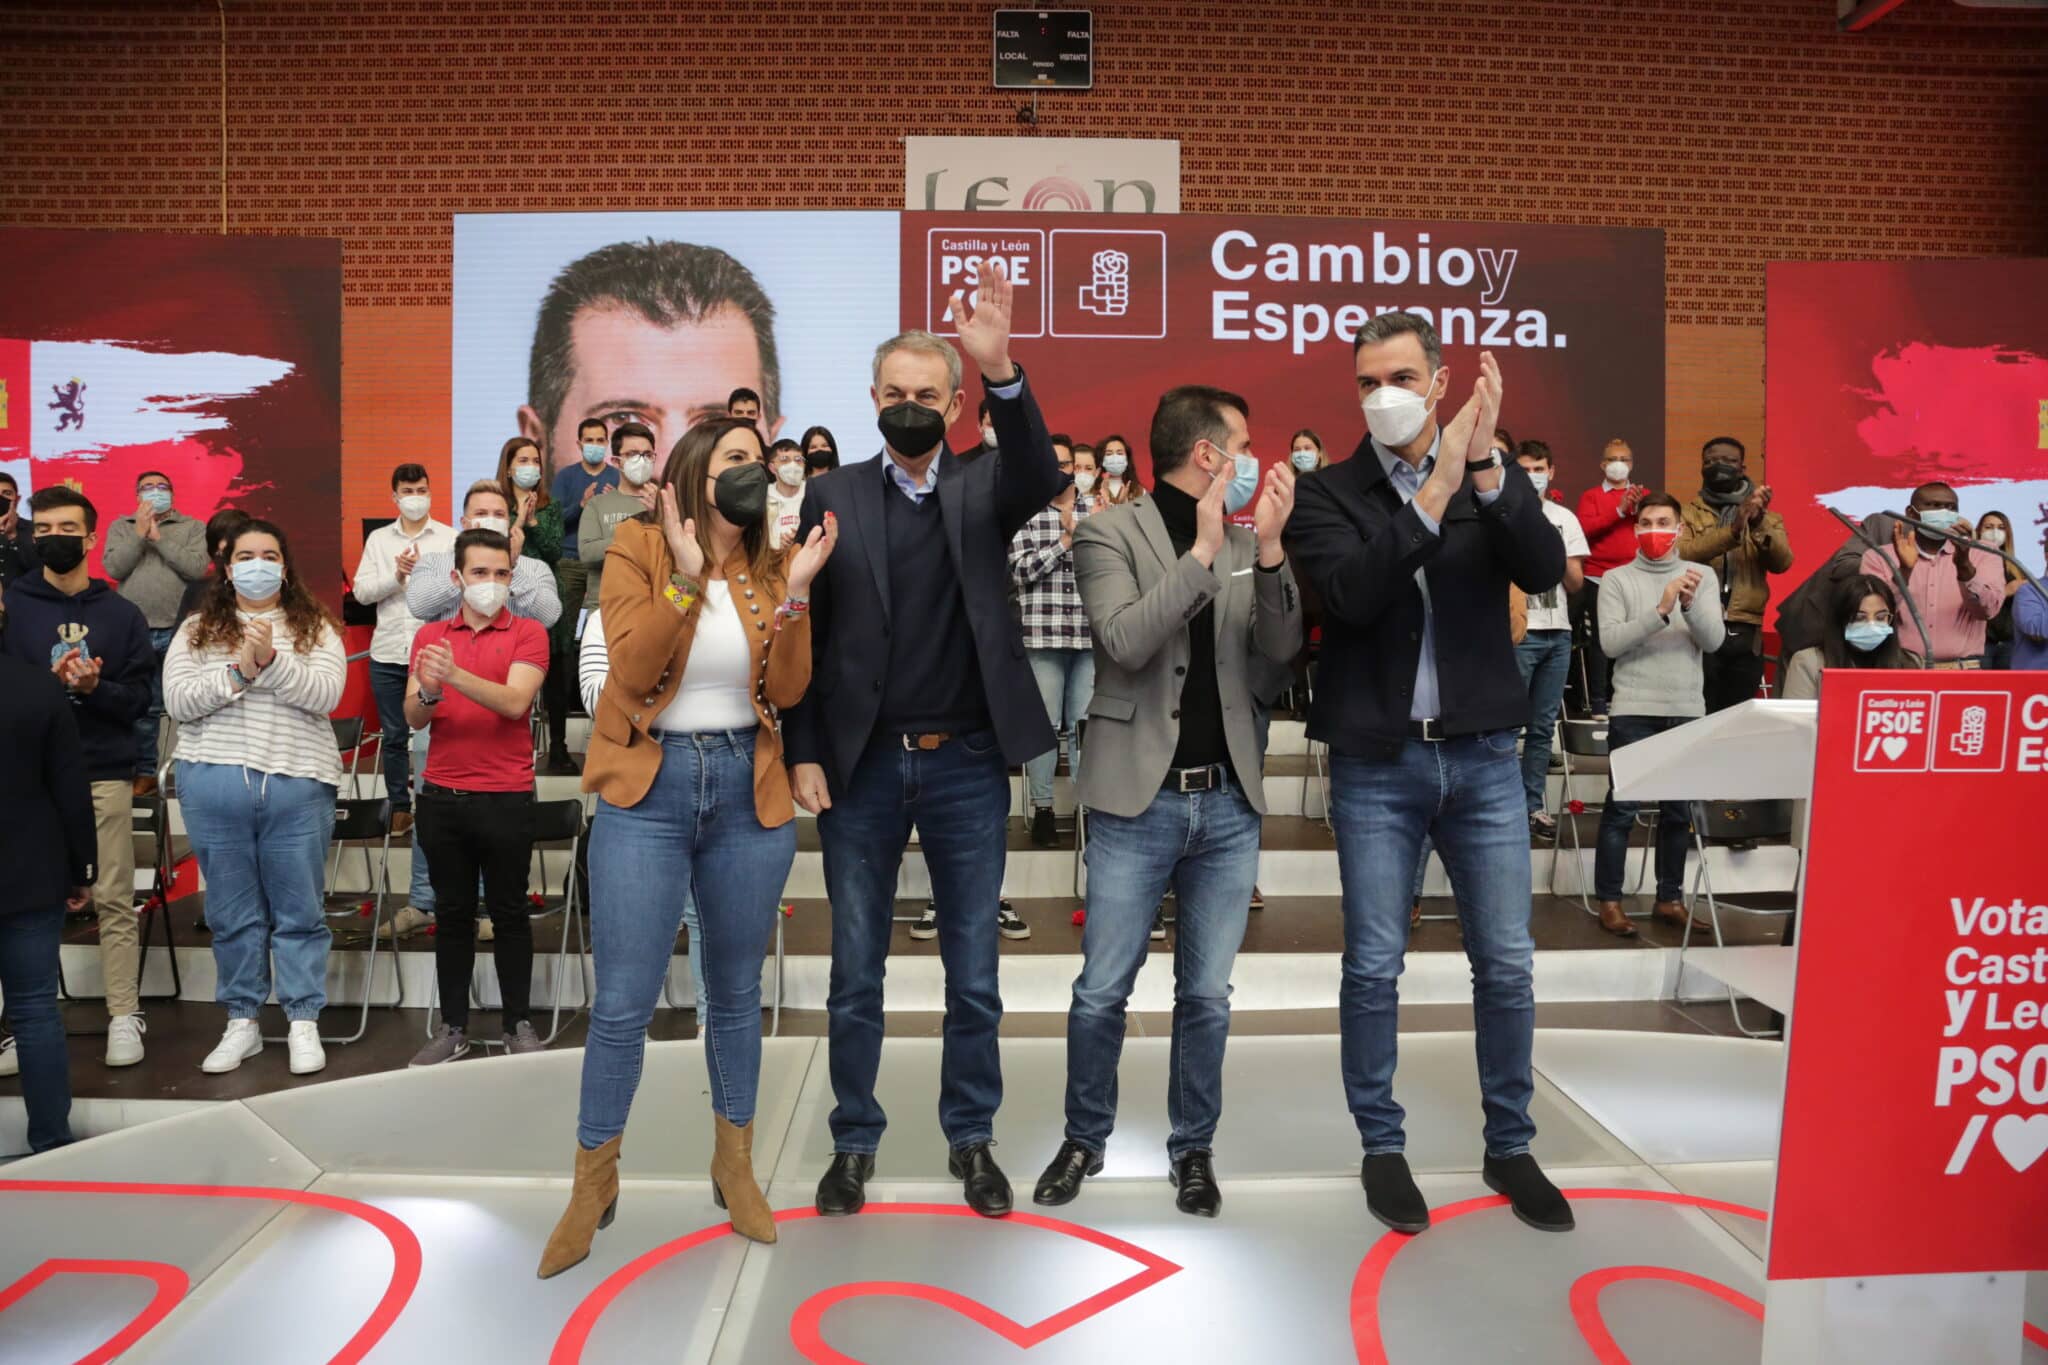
[877,401,947,459]
[713,462,772,527]
[36,534,87,574]
[1703,462,1747,496]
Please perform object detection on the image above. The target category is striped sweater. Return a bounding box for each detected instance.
[164,607,347,787]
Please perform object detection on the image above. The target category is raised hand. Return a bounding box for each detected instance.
[947,256,1015,380]
[1677,566,1704,607]
[1431,385,1483,500]
[1891,517,1919,571]
[786,512,838,597]
[415,641,454,692]
[1253,463,1296,561]
[1659,576,1686,618]
[395,544,419,583]
[245,618,276,667]
[1192,460,1230,568]
[136,504,159,541]
[660,485,704,579]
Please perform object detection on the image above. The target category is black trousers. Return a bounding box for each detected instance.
[1703,622,1765,713]
[1568,579,1612,714]
[416,786,535,1028]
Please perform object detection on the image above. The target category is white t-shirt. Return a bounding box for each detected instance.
[578,587,759,733]
[1526,499,1590,633]
[767,484,805,550]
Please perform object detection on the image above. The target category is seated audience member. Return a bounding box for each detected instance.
[1096,433,1143,505]
[1679,438,1794,711]
[727,386,764,428]
[164,520,345,1076]
[1593,494,1724,938]
[103,470,211,794]
[0,473,37,589]
[1572,439,1647,716]
[1289,428,1327,473]
[800,425,840,478]
[1779,573,1918,699]
[1971,510,2022,669]
[2,488,154,1069]
[406,530,550,1063]
[0,615,96,1144]
[546,416,619,774]
[407,482,563,630]
[1010,438,1099,859]
[1857,482,2001,667]
[579,422,664,600]
[1510,440,1588,835]
[352,464,455,845]
[767,438,808,549]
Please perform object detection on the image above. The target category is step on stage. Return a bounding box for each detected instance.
[4,1032,2045,1363]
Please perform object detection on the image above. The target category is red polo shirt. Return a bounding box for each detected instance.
[410,610,549,792]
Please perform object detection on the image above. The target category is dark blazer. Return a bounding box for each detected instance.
[0,653,97,915]
[1283,434,1565,760]
[781,369,1063,792]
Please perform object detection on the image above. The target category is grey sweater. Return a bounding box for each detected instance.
[1598,552,1726,718]
[102,510,210,629]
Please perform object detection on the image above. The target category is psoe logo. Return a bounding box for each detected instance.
[1853,689,1933,772]
[1931,691,2011,774]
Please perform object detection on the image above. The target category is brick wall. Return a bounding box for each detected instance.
[4,0,2045,532]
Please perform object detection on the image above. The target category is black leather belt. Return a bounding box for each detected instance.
[1407,719,1447,743]
[1164,764,1226,793]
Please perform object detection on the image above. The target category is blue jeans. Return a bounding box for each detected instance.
[1066,775,1259,1159]
[1330,735,1537,1158]
[134,625,177,777]
[821,728,1009,1153]
[1025,649,1094,811]
[578,731,794,1146]
[1515,630,1571,815]
[176,763,335,1022]
[369,661,414,813]
[1596,714,1693,902]
[0,907,72,1151]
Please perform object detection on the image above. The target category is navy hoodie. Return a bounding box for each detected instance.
[1,572,155,782]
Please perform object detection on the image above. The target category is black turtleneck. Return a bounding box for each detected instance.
[1149,481,1231,778]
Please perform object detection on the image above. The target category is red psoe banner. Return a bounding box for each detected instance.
[1770,669,2048,1281]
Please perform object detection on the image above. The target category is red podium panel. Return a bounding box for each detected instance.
[1770,670,2048,1281]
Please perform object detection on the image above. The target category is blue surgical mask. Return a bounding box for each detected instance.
[580,442,607,467]
[1916,508,1960,532]
[1102,453,1129,477]
[141,488,172,514]
[1226,453,1260,514]
[231,559,284,600]
[1290,449,1320,473]
[1844,620,1893,652]
[511,465,541,490]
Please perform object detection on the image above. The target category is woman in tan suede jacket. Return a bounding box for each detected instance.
[540,417,837,1277]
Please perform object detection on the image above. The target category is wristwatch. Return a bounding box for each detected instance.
[416,690,443,708]
[1465,450,1502,474]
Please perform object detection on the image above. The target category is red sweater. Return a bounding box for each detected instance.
[1577,484,1640,578]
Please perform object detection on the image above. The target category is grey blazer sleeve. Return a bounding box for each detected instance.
[1073,516,1221,673]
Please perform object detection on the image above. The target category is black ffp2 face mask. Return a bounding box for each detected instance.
[36,534,87,574]
[713,462,772,527]
[877,401,947,459]
[1703,462,1747,495]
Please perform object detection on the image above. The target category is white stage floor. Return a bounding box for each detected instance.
[3,1031,2044,1363]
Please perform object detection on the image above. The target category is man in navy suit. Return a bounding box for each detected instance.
[783,262,1062,1220]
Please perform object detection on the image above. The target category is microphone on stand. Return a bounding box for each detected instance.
[1823,504,1930,668]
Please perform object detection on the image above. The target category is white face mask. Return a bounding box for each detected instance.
[980,425,998,448]
[775,461,805,489]
[1525,470,1550,494]
[1290,449,1320,472]
[621,454,655,486]
[1361,371,1438,448]
[1603,460,1631,485]
[396,494,430,523]
[1074,471,1097,494]
[462,580,508,617]
[470,515,510,536]
[1102,453,1129,477]
[1982,528,2007,548]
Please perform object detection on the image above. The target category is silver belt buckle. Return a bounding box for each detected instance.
[1417,718,1444,743]
[1174,766,1215,793]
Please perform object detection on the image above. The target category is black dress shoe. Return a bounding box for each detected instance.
[1032,1140,1103,1206]
[1169,1149,1222,1218]
[1360,1153,1431,1233]
[1483,1153,1574,1232]
[815,1151,875,1217]
[948,1142,1013,1218]
[1030,807,1058,848]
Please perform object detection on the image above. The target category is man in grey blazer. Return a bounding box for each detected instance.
[1032,384,1302,1218]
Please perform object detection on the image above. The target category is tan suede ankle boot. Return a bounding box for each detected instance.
[710,1114,777,1244]
[537,1136,621,1279]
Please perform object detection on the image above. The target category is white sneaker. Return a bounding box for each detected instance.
[376,906,434,940]
[287,1020,327,1076]
[201,1019,263,1074]
[0,1037,18,1077]
[105,1013,147,1067]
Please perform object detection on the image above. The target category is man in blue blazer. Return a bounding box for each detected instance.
[783,262,1061,1219]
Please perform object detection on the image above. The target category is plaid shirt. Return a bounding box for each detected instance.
[1008,495,1095,650]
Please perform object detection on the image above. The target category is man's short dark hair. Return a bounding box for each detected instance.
[1515,439,1552,465]
[1911,481,1955,505]
[135,470,172,489]
[31,485,97,532]
[611,421,657,456]
[1492,425,1514,453]
[528,240,781,454]
[1351,311,1443,369]
[1149,386,1250,478]
[0,472,17,494]
[453,527,513,572]
[1049,432,1074,453]
[390,463,430,490]
[727,387,761,411]
[769,437,802,456]
[1637,493,1684,519]
[576,418,608,442]
[1702,436,1746,459]
[977,397,992,421]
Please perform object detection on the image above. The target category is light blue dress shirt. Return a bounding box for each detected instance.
[884,373,1026,504]
[1372,430,1501,723]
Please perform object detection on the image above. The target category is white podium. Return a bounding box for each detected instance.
[1607,698,1817,801]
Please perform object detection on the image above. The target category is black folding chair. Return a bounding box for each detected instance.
[1547,717,1651,916]
[1677,798,1799,1038]
[267,797,401,1047]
